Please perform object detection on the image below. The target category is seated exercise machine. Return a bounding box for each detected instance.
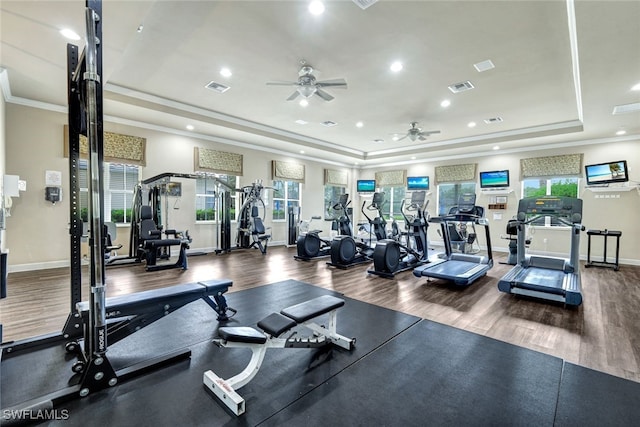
[497,196,584,306]
[327,194,374,268]
[368,191,430,278]
[413,193,493,286]
[203,295,356,415]
[501,219,532,265]
[236,180,271,254]
[137,205,192,271]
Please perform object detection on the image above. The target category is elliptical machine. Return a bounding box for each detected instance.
[368,190,430,278]
[295,192,361,260]
[360,191,393,243]
[327,194,373,268]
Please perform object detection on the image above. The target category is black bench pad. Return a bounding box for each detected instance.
[76,279,232,313]
[258,313,297,337]
[143,238,184,249]
[281,295,345,323]
[219,327,267,344]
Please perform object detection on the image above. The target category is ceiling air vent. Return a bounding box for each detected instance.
[484,117,503,124]
[448,81,474,93]
[352,0,378,10]
[321,120,337,127]
[205,81,230,93]
[474,60,495,72]
[612,102,640,115]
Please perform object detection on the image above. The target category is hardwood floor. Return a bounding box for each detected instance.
[1,246,638,383]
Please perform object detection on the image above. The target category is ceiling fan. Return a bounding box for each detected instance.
[266,61,347,101]
[392,122,441,142]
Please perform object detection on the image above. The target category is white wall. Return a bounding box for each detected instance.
[4,104,349,269]
[4,103,640,269]
[357,142,640,265]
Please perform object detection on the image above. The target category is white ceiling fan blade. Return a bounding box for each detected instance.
[395,134,409,142]
[315,88,334,101]
[418,135,427,141]
[422,130,441,135]
[266,81,299,86]
[286,91,300,101]
[316,78,347,88]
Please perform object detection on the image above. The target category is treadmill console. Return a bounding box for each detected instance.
[518,196,583,220]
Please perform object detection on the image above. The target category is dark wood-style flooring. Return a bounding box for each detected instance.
[1,246,638,383]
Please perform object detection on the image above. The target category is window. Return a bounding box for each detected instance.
[195,174,237,222]
[379,186,406,220]
[107,164,139,223]
[437,182,477,215]
[78,160,140,223]
[522,177,579,226]
[324,185,346,220]
[272,180,301,221]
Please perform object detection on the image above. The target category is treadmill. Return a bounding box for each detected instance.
[497,196,584,306]
[413,193,493,286]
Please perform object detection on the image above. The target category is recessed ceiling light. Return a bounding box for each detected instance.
[390,61,403,72]
[295,119,308,125]
[616,130,626,135]
[468,121,477,128]
[186,124,194,131]
[493,145,500,150]
[356,121,364,128]
[373,139,385,144]
[440,100,451,108]
[354,162,359,165]
[631,83,640,91]
[309,1,325,15]
[220,67,232,77]
[392,136,399,141]
[299,99,309,107]
[60,28,80,40]
[300,150,305,154]
[411,156,416,160]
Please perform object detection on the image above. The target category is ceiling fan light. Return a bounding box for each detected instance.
[409,133,417,141]
[298,86,316,98]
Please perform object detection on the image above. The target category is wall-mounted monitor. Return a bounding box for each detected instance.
[479,170,510,189]
[407,176,430,190]
[357,179,376,193]
[585,160,629,185]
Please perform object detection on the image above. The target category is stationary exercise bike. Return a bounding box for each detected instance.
[368,191,430,278]
[327,194,374,268]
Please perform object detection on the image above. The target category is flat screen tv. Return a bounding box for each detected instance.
[479,170,510,189]
[357,179,376,193]
[407,176,430,190]
[585,160,629,185]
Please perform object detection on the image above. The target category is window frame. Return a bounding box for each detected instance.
[272,180,301,222]
[195,174,238,223]
[437,181,477,216]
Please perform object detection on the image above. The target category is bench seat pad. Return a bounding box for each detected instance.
[281,295,344,323]
[257,313,297,337]
[218,327,267,344]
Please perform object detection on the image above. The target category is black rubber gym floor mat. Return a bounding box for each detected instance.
[261,319,564,427]
[554,361,640,427]
[3,280,419,426]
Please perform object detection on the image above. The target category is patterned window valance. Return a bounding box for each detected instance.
[520,154,583,179]
[435,163,477,183]
[272,160,305,183]
[63,125,146,166]
[375,170,407,187]
[194,147,243,176]
[324,169,348,186]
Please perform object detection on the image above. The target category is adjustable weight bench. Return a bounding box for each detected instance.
[203,294,356,416]
[70,279,236,374]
